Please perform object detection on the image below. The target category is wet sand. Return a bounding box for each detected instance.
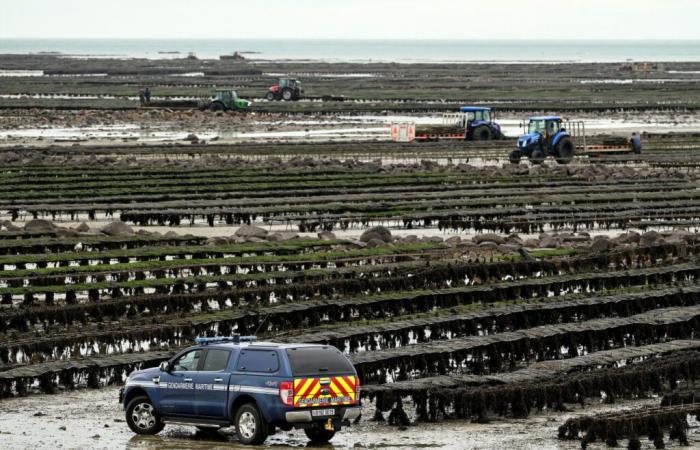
[2,386,694,450]
[2,110,699,148]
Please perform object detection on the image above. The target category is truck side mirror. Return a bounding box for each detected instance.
[159,361,171,372]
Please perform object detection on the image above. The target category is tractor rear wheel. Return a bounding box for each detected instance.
[209,102,225,112]
[266,91,276,101]
[282,88,294,101]
[473,126,492,141]
[530,149,545,164]
[555,137,575,164]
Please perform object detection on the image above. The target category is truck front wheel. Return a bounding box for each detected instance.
[305,427,336,443]
[126,396,164,435]
[235,403,268,445]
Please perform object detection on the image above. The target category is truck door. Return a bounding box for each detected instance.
[194,348,233,419]
[159,349,203,417]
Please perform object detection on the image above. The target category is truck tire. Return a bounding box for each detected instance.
[555,137,575,164]
[282,88,294,101]
[266,91,276,101]
[530,149,545,164]
[473,126,492,141]
[209,102,225,112]
[125,396,164,435]
[305,427,336,443]
[235,403,268,445]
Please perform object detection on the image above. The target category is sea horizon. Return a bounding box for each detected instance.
[0,38,699,63]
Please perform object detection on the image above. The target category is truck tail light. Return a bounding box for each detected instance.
[355,378,361,400]
[279,381,294,406]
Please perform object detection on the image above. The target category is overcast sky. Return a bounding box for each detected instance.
[1,0,699,40]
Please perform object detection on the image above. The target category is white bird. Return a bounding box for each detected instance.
[74,242,84,251]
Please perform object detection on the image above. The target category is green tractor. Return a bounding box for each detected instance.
[201,89,251,112]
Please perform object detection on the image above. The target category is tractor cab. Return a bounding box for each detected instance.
[279,78,300,90]
[460,106,492,125]
[458,106,502,140]
[214,89,238,104]
[205,89,251,111]
[524,116,564,145]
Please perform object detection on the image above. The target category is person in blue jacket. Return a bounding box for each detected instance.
[630,132,642,154]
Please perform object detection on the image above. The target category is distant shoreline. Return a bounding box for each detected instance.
[0,38,698,63]
[0,53,696,65]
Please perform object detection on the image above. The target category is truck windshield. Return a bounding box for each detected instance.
[528,120,546,134]
[286,347,354,376]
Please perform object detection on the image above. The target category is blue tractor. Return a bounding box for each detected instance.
[459,106,503,141]
[510,116,577,164]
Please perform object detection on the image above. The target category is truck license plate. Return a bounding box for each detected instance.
[312,408,335,417]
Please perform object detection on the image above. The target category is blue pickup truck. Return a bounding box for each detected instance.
[119,336,361,445]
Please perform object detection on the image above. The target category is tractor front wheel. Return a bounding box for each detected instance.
[509,150,522,164]
[530,149,545,164]
[555,137,575,164]
[473,126,492,141]
[266,91,276,101]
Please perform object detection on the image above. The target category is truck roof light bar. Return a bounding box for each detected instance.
[194,335,257,345]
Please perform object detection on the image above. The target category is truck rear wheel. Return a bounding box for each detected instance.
[555,137,575,164]
[235,403,268,445]
[473,126,492,141]
[126,396,164,435]
[305,427,336,443]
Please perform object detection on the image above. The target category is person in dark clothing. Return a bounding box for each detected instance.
[138,88,145,105]
[630,132,642,154]
[144,87,151,103]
